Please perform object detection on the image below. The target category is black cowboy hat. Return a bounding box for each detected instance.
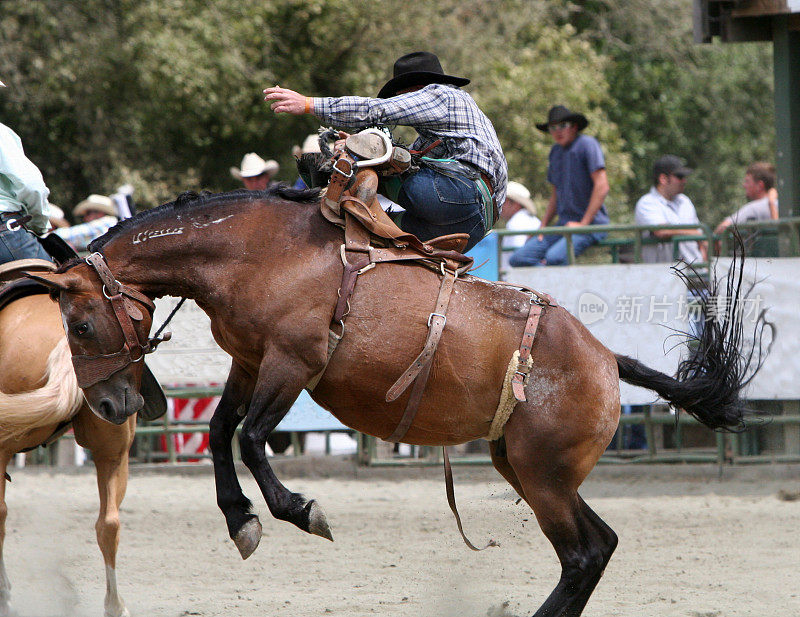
[378,52,470,99]
[535,105,589,132]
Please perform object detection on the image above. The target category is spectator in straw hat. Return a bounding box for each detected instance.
[54,194,118,252]
[231,153,280,191]
[292,134,322,189]
[500,181,541,270]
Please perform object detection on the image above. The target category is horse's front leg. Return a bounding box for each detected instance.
[207,363,259,558]
[0,453,12,617]
[237,352,332,549]
[73,410,136,617]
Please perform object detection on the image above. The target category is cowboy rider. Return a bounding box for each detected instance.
[0,79,53,265]
[263,51,508,253]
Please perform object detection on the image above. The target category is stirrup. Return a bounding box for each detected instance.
[345,129,392,167]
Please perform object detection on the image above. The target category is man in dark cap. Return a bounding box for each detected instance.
[263,51,507,252]
[634,154,706,263]
[509,105,609,266]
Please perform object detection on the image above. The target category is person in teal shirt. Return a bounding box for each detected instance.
[0,79,52,263]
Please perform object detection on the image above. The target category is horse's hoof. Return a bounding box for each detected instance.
[234,517,262,560]
[307,500,333,541]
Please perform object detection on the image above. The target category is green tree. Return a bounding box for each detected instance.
[561,0,775,223]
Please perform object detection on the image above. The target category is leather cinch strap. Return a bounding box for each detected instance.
[385,271,456,443]
[443,446,498,551]
[510,291,556,402]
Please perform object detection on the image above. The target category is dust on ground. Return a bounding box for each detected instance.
[4,459,799,617]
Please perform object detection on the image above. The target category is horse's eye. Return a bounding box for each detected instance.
[73,322,90,337]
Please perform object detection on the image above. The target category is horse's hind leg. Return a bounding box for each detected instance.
[0,452,12,617]
[207,363,259,558]
[503,419,617,617]
[73,411,135,617]
[236,351,332,550]
[489,439,526,501]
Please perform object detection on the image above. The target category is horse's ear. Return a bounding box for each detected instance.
[24,271,74,291]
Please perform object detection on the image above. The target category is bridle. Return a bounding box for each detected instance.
[69,252,170,389]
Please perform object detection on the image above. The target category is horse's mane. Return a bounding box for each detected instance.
[88,184,321,252]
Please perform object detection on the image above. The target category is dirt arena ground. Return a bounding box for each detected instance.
[4,458,799,617]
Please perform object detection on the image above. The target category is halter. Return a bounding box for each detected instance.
[69,252,170,389]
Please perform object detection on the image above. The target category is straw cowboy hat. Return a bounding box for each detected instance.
[505,181,537,215]
[378,51,470,99]
[292,134,322,158]
[535,105,589,133]
[73,194,118,218]
[230,153,280,179]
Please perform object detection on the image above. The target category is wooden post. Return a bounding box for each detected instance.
[783,400,800,456]
[773,17,800,224]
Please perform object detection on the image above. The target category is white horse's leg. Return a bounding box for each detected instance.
[93,450,131,617]
[74,412,135,617]
[0,454,12,617]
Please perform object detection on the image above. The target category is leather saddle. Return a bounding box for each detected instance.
[318,151,474,272]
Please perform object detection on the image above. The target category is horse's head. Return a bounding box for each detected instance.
[27,253,160,425]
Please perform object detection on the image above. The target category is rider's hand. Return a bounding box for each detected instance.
[333,131,350,154]
[263,86,310,115]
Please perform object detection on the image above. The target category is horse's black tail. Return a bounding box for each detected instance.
[616,240,773,431]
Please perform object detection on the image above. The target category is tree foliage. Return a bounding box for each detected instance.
[0,0,775,226]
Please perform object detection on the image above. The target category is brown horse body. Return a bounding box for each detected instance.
[0,291,134,617]
[33,187,761,617]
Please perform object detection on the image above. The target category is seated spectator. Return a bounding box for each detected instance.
[509,105,609,267]
[498,181,540,270]
[634,155,706,263]
[54,194,118,252]
[292,134,322,189]
[714,162,778,235]
[230,153,279,190]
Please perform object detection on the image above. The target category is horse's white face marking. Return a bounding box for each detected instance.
[190,214,234,229]
[131,227,184,244]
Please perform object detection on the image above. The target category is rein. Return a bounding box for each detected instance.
[69,252,170,389]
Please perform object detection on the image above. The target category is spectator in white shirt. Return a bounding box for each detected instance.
[499,181,540,269]
[714,162,778,235]
[634,155,707,264]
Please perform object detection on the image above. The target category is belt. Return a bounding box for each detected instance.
[0,211,23,219]
[479,173,499,227]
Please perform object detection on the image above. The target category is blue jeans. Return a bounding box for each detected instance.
[508,229,606,266]
[0,214,52,265]
[396,167,486,252]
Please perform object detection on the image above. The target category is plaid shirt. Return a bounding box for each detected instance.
[54,215,117,252]
[314,84,508,208]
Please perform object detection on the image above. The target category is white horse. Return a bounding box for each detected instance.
[0,287,134,617]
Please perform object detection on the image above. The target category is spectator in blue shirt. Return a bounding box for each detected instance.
[263,51,508,252]
[509,105,609,266]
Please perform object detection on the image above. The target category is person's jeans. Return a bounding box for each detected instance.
[396,167,486,252]
[0,215,52,265]
[508,229,606,266]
